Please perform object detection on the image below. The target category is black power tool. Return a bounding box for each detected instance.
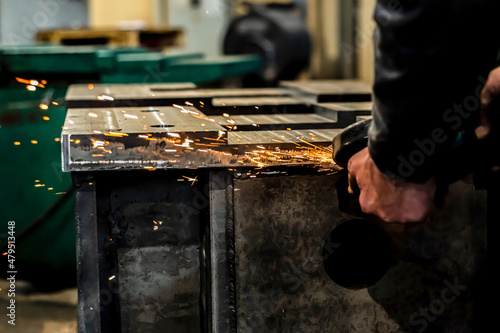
[323,106,498,289]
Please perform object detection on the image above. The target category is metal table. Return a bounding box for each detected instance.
[64,83,485,333]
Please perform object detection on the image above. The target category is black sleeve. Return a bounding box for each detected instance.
[368,0,500,182]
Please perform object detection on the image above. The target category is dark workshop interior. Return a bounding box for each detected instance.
[0,0,496,332]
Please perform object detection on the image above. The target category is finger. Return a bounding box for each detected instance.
[348,172,360,195]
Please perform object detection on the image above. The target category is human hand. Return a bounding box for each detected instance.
[347,148,438,223]
[478,67,500,140]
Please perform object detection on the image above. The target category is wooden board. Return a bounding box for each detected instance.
[36,27,184,48]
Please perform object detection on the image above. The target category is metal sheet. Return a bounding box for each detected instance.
[316,102,373,112]
[63,106,225,134]
[212,114,333,125]
[62,107,337,172]
[65,84,290,108]
[228,129,340,145]
[232,174,400,332]
[314,102,373,127]
[232,174,482,333]
[212,96,305,107]
[280,80,372,103]
[212,113,339,131]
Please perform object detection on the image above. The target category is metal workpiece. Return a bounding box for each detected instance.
[62,106,339,172]
[211,113,339,131]
[65,83,291,109]
[314,102,373,128]
[280,80,373,103]
[72,166,484,332]
[211,96,313,114]
[229,174,483,332]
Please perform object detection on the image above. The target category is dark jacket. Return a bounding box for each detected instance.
[369,0,500,182]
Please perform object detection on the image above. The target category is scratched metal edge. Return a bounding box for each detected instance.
[209,171,237,333]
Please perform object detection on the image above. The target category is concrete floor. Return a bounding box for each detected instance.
[0,279,77,333]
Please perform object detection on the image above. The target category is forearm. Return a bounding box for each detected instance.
[369,0,500,182]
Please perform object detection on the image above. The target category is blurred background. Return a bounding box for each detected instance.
[0,0,376,332]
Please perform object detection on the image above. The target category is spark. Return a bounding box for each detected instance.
[223,113,229,117]
[55,138,60,142]
[52,101,59,105]
[167,133,180,138]
[2,253,6,256]
[43,116,50,121]
[48,188,53,190]
[182,175,198,186]
[39,104,48,110]
[124,114,138,119]
[164,149,177,152]
[16,78,45,88]
[109,275,116,280]
[88,84,94,89]
[14,142,20,146]
[104,132,129,137]
[41,80,47,85]
[27,85,36,91]
[31,140,38,144]
[35,184,45,187]
[88,112,98,118]
[97,95,114,101]
[91,139,107,148]
[185,101,193,106]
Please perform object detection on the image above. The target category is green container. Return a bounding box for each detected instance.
[0,86,76,290]
[0,45,147,74]
[101,54,262,84]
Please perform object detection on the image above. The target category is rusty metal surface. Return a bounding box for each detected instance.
[232,174,400,332]
[232,174,483,333]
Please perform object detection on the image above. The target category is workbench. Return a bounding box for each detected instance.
[63,81,485,333]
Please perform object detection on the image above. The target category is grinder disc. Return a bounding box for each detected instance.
[332,119,372,168]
